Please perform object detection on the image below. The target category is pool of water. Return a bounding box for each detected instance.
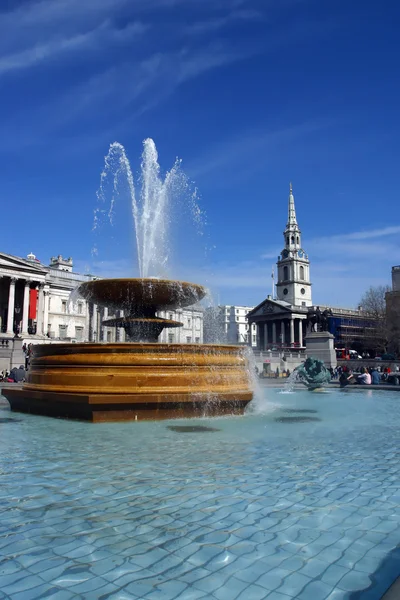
[0,388,399,600]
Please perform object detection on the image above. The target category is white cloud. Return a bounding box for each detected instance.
[0,20,147,74]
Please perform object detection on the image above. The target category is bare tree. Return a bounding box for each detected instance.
[359,285,390,352]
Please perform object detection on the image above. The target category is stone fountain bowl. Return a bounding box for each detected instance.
[78,278,206,312]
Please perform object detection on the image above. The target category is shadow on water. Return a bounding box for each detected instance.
[167,425,221,433]
[349,545,400,599]
[282,409,319,414]
[0,417,22,423]
[274,416,322,423]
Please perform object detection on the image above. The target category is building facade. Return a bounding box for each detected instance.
[247,185,381,356]
[247,185,311,349]
[204,305,257,346]
[386,266,400,354]
[0,251,204,352]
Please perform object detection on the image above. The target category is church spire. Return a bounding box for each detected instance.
[287,182,298,228]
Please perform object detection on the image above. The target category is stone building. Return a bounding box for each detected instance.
[0,251,204,370]
[247,184,311,349]
[386,266,400,354]
[247,185,380,356]
[204,305,257,346]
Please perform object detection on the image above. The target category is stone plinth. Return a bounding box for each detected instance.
[304,332,337,368]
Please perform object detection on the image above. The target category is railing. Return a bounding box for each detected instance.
[253,349,306,359]
[0,339,10,348]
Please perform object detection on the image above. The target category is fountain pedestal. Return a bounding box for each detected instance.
[305,332,337,368]
[3,279,253,421]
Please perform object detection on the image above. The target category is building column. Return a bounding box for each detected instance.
[43,290,50,336]
[91,303,98,341]
[22,280,30,335]
[290,318,295,346]
[280,320,285,345]
[6,278,17,334]
[264,323,269,350]
[298,318,303,347]
[36,284,45,335]
[272,321,277,344]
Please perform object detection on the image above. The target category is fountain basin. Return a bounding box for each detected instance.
[78,278,206,313]
[4,343,253,422]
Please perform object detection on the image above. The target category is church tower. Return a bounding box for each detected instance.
[276,184,312,307]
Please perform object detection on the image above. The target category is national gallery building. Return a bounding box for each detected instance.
[247,185,379,354]
[0,252,203,347]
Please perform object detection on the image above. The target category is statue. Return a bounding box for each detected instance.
[308,306,332,332]
[295,356,332,391]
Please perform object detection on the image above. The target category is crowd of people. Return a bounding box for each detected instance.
[337,365,399,387]
[0,365,26,382]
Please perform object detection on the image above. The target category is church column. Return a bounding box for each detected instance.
[43,290,50,336]
[290,318,295,346]
[6,278,17,334]
[21,280,30,335]
[280,320,285,345]
[264,323,269,350]
[37,284,45,335]
[272,321,277,344]
[298,318,303,347]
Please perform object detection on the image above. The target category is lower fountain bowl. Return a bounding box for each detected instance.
[3,343,253,422]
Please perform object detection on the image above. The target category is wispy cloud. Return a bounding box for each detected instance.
[188,118,333,179]
[186,9,262,35]
[0,20,147,75]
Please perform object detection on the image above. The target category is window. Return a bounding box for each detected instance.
[283,288,288,295]
[169,313,173,321]
[291,236,294,244]
[195,337,200,343]
[236,309,239,314]
[59,324,67,339]
[168,333,174,343]
[77,302,83,315]
[252,335,256,343]
[283,266,288,280]
[75,326,84,341]
[302,302,306,306]
[236,317,239,322]
[300,266,305,280]
[188,318,191,327]
[301,287,305,294]
[297,236,299,244]
[186,336,192,343]
[61,301,67,314]
[286,236,289,244]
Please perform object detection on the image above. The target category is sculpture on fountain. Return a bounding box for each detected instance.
[295,356,332,391]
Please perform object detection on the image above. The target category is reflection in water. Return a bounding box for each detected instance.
[282,409,318,414]
[275,416,322,423]
[167,425,221,433]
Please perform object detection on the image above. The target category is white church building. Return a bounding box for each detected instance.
[247,184,312,349]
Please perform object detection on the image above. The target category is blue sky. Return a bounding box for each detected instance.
[1,0,399,308]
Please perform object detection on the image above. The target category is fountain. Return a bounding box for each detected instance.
[294,356,332,391]
[3,140,253,421]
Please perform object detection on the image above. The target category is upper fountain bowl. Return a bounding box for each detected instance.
[78,278,206,313]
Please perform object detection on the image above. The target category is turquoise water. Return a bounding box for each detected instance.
[0,388,399,599]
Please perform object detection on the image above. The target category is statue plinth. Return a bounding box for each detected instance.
[304,332,337,368]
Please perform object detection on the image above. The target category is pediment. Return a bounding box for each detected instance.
[248,298,292,318]
[0,252,48,275]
